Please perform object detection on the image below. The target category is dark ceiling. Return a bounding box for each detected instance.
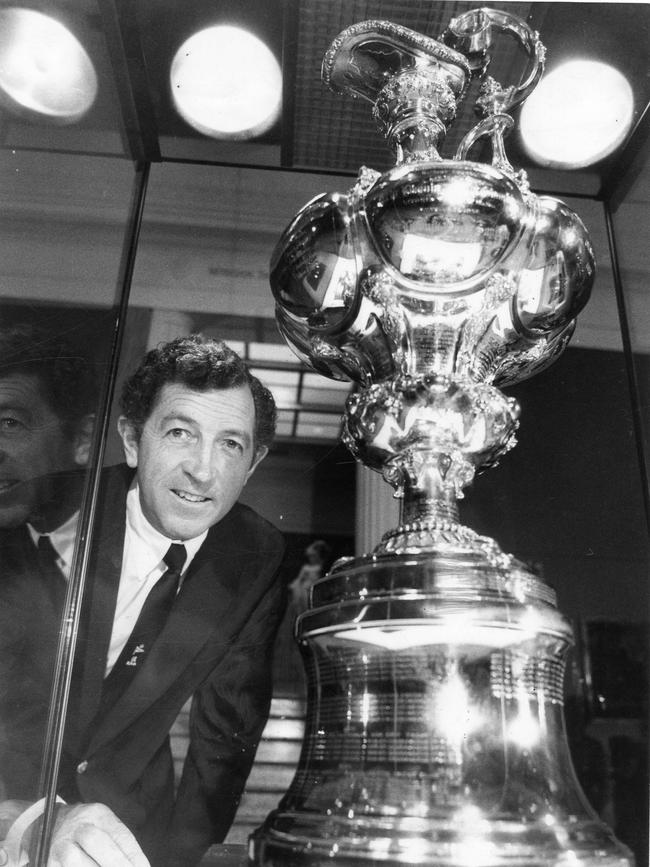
[2,1,649,205]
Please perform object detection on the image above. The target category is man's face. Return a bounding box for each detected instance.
[119,383,267,541]
[0,373,82,527]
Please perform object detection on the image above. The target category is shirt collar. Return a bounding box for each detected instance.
[126,480,207,575]
[27,510,80,578]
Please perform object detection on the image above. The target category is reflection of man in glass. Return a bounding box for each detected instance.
[0,324,95,531]
[1,335,286,867]
[0,325,96,780]
[0,325,137,863]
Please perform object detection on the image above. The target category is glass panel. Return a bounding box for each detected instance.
[609,150,650,495]
[606,126,650,867]
[458,196,649,864]
[0,146,138,848]
[0,3,644,865]
[0,4,139,864]
[92,161,356,865]
[460,196,648,604]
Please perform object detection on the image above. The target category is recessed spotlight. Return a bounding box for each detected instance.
[520,59,634,168]
[170,25,282,140]
[0,7,97,123]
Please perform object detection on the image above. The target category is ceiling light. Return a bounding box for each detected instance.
[0,8,97,123]
[170,25,282,140]
[520,59,634,168]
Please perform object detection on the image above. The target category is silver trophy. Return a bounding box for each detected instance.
[251,9,632,866]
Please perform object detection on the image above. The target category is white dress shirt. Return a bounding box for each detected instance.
[104,482,207,675]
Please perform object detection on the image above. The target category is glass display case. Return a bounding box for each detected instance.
[0,2,646,866]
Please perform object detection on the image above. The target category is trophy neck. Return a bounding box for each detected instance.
[400,483,460,526]
[373,68,457,163]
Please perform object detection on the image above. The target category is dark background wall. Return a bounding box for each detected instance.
[460,345,648,623]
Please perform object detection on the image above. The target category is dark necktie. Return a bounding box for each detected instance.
[36,534,67,608]
[100,543,187,707]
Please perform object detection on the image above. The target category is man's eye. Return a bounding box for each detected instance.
[0,416,24,432]
[167,428,191,441]
[224,439,244,453]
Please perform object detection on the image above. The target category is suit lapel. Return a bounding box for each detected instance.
[73,521,125,734]
[66,467,130,743]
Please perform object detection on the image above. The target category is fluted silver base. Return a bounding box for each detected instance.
[250,546,633,867]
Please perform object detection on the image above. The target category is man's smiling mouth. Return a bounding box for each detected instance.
[173,489,210,503]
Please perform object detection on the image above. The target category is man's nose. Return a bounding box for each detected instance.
[183,443,215,482]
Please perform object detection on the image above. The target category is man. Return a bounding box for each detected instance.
[0,324,97,795]
[60,334,285,866]
[0,323,95,531]
[1,334,286,867]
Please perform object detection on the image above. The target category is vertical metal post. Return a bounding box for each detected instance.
[603,199,650,534]
[34,161,151,866]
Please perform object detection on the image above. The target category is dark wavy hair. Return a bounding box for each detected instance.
[120,334,276,453]
[0,323,97,437]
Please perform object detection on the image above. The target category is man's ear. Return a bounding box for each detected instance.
[117,416,140,468]
[245,445,268,483]
[73,413,95,467]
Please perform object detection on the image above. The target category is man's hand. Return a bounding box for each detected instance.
[47,803,150,867]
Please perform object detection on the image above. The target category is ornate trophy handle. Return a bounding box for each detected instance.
[444,7,545,114]
[455,113,515,172]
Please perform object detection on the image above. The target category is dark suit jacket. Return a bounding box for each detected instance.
[0,464,286,867]
[0,523,65,800]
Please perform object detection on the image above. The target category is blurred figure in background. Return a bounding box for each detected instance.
[273,540,332,696]
[288,539,331,614]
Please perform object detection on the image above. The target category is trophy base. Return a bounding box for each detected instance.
[249,543,634,867]
[250,812,633,866]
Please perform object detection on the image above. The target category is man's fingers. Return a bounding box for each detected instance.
[50,823,150,867]
[52,823,148,867]
[92,814,151,867]
[49,839,86,867]
[50,836,95,867]
[49,804,150,867]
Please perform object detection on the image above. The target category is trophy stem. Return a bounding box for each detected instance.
[391,117,445,164]
[373,70,452,163]
[400,483,459,526]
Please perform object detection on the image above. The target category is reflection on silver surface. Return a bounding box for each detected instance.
[253,9,631,867]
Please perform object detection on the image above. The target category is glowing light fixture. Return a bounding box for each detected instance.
[520,59,634,168]
[0,8,97,123]
[170,25,282,140]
